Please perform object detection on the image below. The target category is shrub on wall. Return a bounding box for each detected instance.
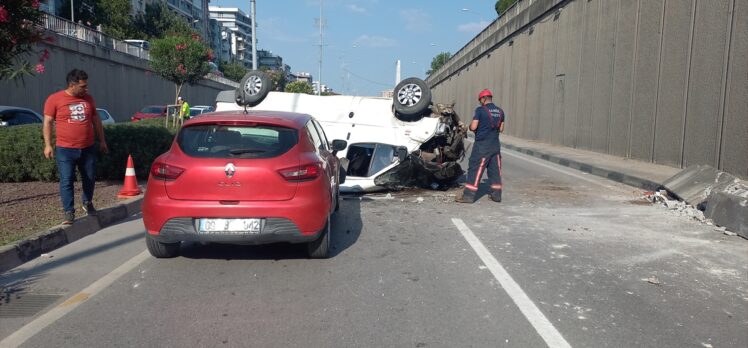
[0,120,175,182]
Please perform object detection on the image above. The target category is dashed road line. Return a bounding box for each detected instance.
[451,218,572,348]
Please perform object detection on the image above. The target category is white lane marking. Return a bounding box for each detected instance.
[451,218,572,348]
[0,250,151,348]
[503,150,617,190]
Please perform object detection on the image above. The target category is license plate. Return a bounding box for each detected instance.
[198,218,262,233]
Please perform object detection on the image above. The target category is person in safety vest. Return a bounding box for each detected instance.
[177,96,190,120]
[456,89,505,203]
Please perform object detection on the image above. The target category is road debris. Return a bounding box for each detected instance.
[646,276,661,286]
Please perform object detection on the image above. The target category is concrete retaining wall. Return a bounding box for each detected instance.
[0,32,235,123]
[428,0,747,179]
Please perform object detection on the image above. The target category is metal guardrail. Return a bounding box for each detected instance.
[42,13,151,60]
[40,13,238,87]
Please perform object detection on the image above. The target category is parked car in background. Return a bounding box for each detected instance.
[131,105,166,122]
[96,108,116,125]
[189,106,214,117]
[142,111,347,259]
[0,106,43,127]
[192,105,215,112]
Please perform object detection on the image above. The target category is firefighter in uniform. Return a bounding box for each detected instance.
[456,89,505,203]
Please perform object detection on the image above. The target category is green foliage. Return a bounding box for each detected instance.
[98,0,137,39]
[0,122,175,182]
[495,0,519,16]
[260,67,288,91]
[149,35,211,103]
[427,52,452,76]
[0,0,46,81]
[285,81,315,95]
[220,60,248,82]
[133,2,197,41]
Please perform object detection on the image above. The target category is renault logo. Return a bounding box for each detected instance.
[224,163,236,178]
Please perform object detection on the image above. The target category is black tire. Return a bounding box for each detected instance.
[393,77,432,117]
[307,216,331,259]
[334,191,340,213]
[145,233,180,258]
[235,70,271,107]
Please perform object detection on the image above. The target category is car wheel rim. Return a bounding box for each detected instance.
[397,83,422,107]
[244,75,263,96]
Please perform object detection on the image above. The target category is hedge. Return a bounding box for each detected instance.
[0,118,176,182]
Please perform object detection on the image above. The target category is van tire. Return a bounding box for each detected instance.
[235,70,271,107]
[393,77,432,117]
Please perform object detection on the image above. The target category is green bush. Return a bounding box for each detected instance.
[0,120,176,182]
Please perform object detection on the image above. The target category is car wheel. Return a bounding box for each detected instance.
[307,216,331,259]
[235,70,271,107]
[145,233,180,258]
[393,77,432,117]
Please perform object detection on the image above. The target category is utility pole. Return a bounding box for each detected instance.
[70,0,74,23]
[251,0,257,70]
[317,0,323,95]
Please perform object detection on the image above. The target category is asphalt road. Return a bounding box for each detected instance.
[1,149,746,348]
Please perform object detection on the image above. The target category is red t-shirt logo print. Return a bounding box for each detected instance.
[68,103,86,122]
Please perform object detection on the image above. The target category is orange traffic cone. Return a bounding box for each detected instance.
[118,155,143,198]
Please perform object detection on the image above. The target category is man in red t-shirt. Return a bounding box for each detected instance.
[43,69,109,224]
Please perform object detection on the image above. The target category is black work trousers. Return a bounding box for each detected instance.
[461,140,502,202]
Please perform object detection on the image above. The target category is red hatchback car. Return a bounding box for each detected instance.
[131,105,167,122]
[142,111,347,258]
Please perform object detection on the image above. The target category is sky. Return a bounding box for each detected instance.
[211,0,499,96]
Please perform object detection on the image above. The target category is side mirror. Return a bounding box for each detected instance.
[331,139,347,156]
[396,146,408,162]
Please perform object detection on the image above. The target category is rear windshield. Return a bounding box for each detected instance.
[177,124,298,159]
[140,106,163,114]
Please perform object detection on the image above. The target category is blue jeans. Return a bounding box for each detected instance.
[56,145,97,212]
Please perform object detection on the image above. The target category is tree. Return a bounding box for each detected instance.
[261,67,288,91]
[0,0,49,81]
[149,34,212,106]
[495,0,519,16]
[58,0,135,38]
[132,2,195,41]
[219,60,247,82]
[284,81,314,95]
[426,52,452,76]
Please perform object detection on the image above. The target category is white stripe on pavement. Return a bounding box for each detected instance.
[503,150,617,190]
[451,218,572,348]
[0,250,151,348]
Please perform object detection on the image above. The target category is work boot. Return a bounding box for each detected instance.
[82,201,97,216]
[490,191,502,203]
[62,210,75,225]
[455,190,475,204]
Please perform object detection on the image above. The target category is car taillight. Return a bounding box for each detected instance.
[278,163,321,181]
[150,162,185,180]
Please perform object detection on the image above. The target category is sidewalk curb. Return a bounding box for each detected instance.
[0,195,143,274]
[502,143,663,191]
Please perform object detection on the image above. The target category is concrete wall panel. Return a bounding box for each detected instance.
[525,25,544,140]
[721,0,748,178]
[539,19,558,143]
[609,0,638,157]
[429,0,746,179]
[683,0,731,168]
[629,0,664,161]
[552,8,571,145]
[562,0,585,147]
[576,0,598,150]
[0,38,230,123]
[590,0,618,152]
[653,0,694,167]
